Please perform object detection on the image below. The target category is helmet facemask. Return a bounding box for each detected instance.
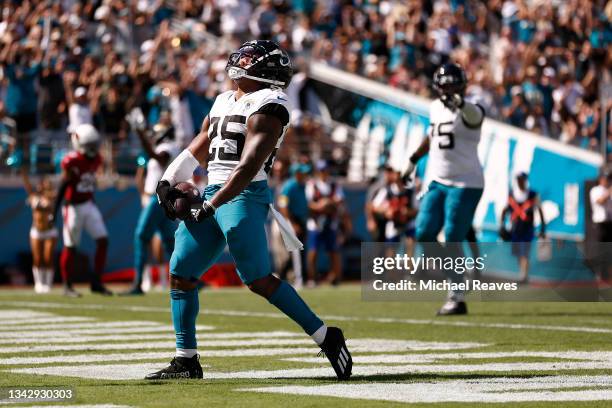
[81,141,100,159]
[225,41,292,88]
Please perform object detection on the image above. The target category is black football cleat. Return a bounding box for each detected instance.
[91,283,113,296]
[119,284,145,296]
[437,300,468,316]
[145,355,203,380]
[319,327,352,380]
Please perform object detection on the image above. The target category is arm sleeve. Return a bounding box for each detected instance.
[161,149,200,186]
[461,102,485,129]
[252,103,290,127]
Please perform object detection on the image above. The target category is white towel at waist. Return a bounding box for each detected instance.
[269,204,303,252]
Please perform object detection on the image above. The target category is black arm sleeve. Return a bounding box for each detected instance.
[253,103,290,127]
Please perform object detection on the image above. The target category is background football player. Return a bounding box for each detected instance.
[53,124,112,297]
[123,109,180,295]
[150,40,352,381]
[403,63,485,316]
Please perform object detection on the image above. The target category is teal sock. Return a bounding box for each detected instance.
[268,281,324,335]
[170,288,199,349]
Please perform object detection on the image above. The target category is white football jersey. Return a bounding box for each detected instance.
[144,141,181,195]
[426,99,484,188]
[206,88,291,185]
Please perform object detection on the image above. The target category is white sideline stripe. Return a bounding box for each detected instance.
[0,325,213,339]
[0,331,303,345]
[11,361,612,381]
[3,301,611,334]
[242,375,612,403]
[285,350,612,364]
[1,317,95,325]
[0,339,478,354]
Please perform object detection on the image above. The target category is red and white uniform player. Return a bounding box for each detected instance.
[55,124,111,296]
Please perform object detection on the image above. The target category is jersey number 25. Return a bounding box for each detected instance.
[208,115,278,174]
[208,115,246,162]
[429,121,454,150]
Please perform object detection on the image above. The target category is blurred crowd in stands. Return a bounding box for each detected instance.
[308,0,611,151]
[0,0,610,176]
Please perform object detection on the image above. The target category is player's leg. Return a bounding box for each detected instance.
[42,236,57,291]
[415,182,447,242]
[414,182,447,282]
[29,234,43,293]
[83,202,111,295]
[158,208,177,289]
[145,218,226,380]
[306,229,320,286]
[444,187,483,242]
[60,204,83,297]
[438,186,483,315]
[324,228,342,285]
[219,195,352,379]
[125,197,159,294]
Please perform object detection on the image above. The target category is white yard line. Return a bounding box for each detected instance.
[241,375,612,403]
[0,325,213,339]
[10,361,612,381]
[0,321,169,332]
[0,331,303,345]
[0,310,56,320]
[285,350,612,364]
[1,317,95,325]
[0,338,465,354]
[0,352,186,365]
[2,300,610,334]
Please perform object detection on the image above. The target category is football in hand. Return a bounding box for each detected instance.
[173,181,201,220]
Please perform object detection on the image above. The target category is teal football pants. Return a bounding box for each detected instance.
[415,181,483,300]
[134,195,176,286]
[170,181,323,350]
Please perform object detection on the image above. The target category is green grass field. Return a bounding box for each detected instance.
[0,285,611,407]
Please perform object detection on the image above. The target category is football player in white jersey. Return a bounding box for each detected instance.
[123,110,180,295]
[149,41,352,380]
[403,63,485,316]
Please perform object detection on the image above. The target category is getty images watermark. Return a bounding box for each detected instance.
[361,242,612,302]
[371,252,518,292]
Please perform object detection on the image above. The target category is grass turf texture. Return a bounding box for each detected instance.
[0,284,611,407]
